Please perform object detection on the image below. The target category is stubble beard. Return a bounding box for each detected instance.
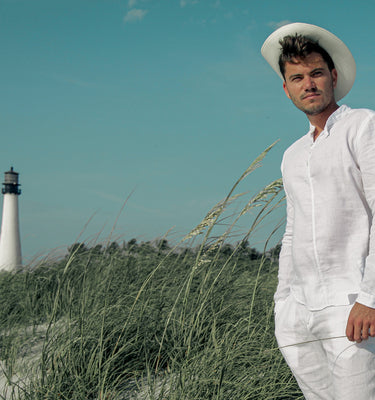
[289,80,336,116]
[289,91,333,116]
[300,101,330,116]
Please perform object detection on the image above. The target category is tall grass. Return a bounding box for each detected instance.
[0,143,302,399]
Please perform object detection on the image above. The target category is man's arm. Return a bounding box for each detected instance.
[275,183,294,303]
[347,113,375,342]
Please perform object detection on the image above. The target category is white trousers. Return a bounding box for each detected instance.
[275,295,375,400]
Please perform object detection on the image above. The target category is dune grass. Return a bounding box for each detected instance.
[0,143,302,399]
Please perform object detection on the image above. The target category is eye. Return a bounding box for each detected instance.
[312,71,323,77]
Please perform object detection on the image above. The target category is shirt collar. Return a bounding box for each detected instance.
[307,105,351,141]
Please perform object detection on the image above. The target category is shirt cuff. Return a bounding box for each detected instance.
[356,291,375,309]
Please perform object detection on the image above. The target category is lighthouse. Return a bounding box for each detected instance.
[0,167,22,271]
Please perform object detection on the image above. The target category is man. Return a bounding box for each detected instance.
[261,23,375,399]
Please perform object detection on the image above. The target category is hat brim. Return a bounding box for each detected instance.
[261,23,356,101]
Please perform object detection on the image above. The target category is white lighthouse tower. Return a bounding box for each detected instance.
[0,167,22,271]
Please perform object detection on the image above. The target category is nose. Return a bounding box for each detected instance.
[304,77,317,91]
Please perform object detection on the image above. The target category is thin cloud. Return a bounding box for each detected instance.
[50,73,94,88]
[93,191,125,204]
[268,20,292,30]
[180,0,199,8]
[128,0,137,7]
[124,8,148,23]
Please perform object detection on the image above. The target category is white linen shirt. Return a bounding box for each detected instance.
[277,105,375,310]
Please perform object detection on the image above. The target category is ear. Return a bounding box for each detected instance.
[283,81,291,99]
[331,68,338,88]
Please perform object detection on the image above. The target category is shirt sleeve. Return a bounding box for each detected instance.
[275,160,294,303]
[354,113,375,308]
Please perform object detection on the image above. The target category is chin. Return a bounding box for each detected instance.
[298,101,329,115]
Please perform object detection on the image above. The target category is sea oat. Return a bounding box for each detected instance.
[183,193,245,241]
[240,178,283,217]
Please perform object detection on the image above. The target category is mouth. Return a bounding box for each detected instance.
[302,93,321,100]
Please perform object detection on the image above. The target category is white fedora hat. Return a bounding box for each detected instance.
[261,22,356,101]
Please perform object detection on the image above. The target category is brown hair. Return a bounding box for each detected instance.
[278,34,335,79]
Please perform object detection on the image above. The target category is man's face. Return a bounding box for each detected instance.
[282,52,338,116]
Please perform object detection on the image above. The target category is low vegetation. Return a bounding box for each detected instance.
[0,143,302,399]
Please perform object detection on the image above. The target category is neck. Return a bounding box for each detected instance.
[308,103,339,140]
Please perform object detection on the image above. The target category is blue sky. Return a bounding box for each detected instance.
[1,0,375,262]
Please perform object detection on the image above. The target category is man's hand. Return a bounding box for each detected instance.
[346,302,375,343]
